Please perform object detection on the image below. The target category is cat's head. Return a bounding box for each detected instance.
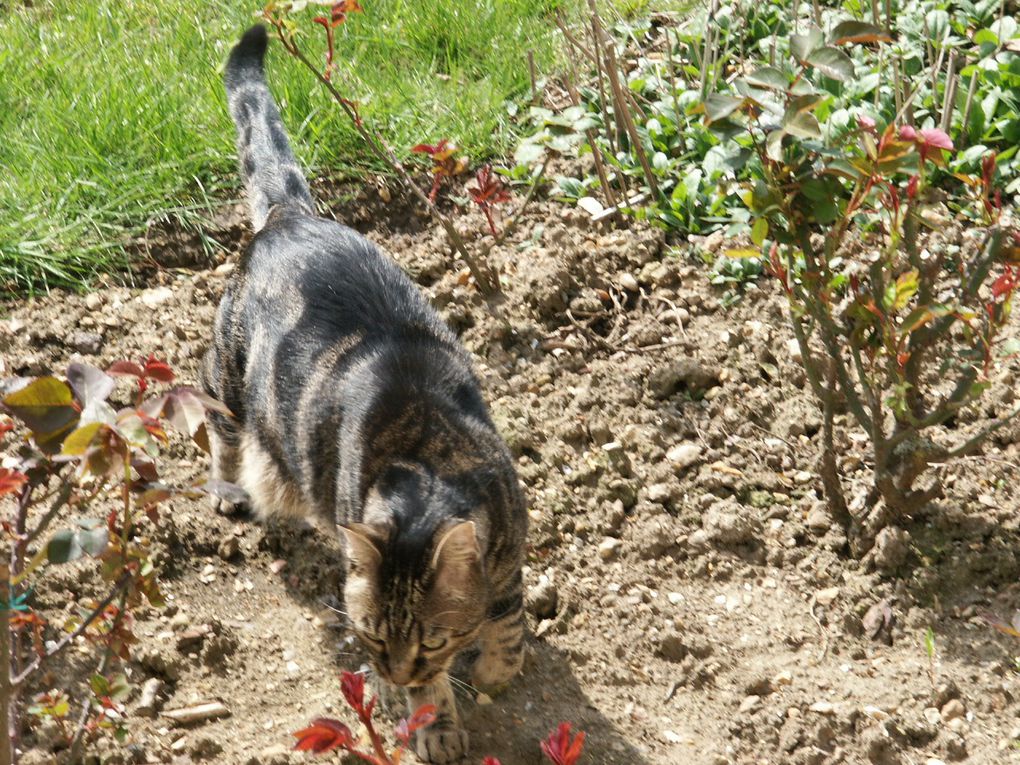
[339,517,488,687]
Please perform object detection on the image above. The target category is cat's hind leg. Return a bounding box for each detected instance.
[407,676,467,764]
[207,413,248,515]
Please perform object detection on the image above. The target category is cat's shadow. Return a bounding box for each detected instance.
[256,515,651,765]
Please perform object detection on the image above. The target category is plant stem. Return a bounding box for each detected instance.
[11,575,132,689]
[488,159,550,250]
[278,32,500,296]
[2,576,14,765]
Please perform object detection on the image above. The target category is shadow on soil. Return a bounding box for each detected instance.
[254,515,649,765]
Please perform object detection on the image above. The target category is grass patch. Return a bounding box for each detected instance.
[0,0,570,294]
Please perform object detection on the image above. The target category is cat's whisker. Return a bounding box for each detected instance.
[447,674,479,699]
[320,600,350,618]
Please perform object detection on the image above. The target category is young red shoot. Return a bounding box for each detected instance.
[469,164,512,237]
[411,140,467,202]
[541,722,586,765]
[293,718,355,754]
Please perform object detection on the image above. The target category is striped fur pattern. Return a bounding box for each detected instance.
[204,25,527,764]
[224,25,314,231]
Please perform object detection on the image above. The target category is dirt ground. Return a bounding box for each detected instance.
[4,185,1020,765]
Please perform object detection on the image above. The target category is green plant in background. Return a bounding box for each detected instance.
[709,253,766,306]
[701,17,1020,552]
[0,0,568,294]
[522,0,1020,240]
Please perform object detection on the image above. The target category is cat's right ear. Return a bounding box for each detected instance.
[338,523,387,574]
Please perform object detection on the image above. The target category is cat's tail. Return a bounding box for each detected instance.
[224,25,315,231]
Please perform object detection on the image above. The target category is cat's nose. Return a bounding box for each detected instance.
[386,660,415,686]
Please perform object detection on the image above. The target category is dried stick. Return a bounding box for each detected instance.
[961,70,979,139]
[558,18,618,211]
[940,51,959,132]
[588,0,660,199]
[527,51,539,104]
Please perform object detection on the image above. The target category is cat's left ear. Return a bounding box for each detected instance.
[338,522,388,575]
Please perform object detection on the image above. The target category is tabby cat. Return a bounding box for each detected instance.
[201,25,528,763]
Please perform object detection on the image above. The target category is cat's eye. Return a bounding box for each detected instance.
[359,630,385,649]
[421,636,447,651]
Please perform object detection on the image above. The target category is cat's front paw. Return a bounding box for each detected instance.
[415,725,468,764]
[209,495,248,516]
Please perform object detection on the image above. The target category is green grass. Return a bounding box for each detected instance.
[0,0,570,294]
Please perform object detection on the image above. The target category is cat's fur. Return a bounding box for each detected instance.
[202,25,528,763]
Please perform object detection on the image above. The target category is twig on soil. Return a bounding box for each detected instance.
[808,592,831,663]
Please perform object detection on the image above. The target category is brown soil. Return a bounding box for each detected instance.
[4,189,1020,765]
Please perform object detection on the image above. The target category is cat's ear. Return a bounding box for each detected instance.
[338,523,388,574]
[430,520,482,587]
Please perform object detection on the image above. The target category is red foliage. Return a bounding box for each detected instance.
[340,670,368,715]
[108,356,176,399]
[990,265,1017,301]
[0,467,28,497]
[540,722,586,765]
[411,140,466,202]
[469,164,512,237]
[395,704,437,745]
[293,718,355,753]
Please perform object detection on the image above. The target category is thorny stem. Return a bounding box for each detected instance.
[2,577,14,765]
[10,574,132,689]
[67,589,129,762]
[276,31,500,296]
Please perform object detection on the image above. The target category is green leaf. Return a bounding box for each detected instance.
[783,110,822,139]
[3,377,79,449]
[724,248,761,259]
[893,269,919,310]
[812,199,838,224]
[801,179,832,201]
[806,46,855,81]
[925,10,949,42]
[703,94,746,123]
[823,158,865,181]
[787,93,825,114]
[61,422,103,456]
[47,529,82,565]
[973,28,998,46]
[830,20,893,45]
[751,218,769,247]
[744,66,788,90]
[513,140,545,166]
[45,520,108,565]
[791,26,824,60]
[766,129,786,161]
[75,519,109,557]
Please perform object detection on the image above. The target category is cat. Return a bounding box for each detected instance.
[201,24,528,764]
